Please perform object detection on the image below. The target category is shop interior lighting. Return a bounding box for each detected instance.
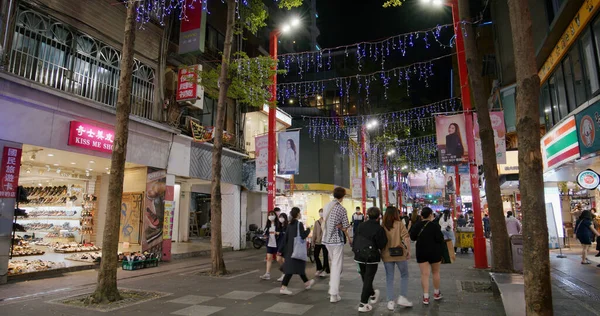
[56,168,61,174]
[47,153,54,157]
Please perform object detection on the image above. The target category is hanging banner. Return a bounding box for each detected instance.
[278,131,300,175]
[435,114,468,165]
[367,178,377,198]
[388,190,397,205]
[352,177,362,199]
[0,147,22,198]
[255,135,268,178]
[179,0,207,54]
[474,111,507,165]
[407,170,445,195]
[143,169,167,255]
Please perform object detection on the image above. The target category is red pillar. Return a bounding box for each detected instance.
[268,30,279,212]
[361,126,367,214]
[450,0,487,268]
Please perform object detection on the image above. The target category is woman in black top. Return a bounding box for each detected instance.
[410,207,444,305]
[445,123,465,160]
[277,207,315,295]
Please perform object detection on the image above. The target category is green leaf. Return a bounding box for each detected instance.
[383,0,403,8]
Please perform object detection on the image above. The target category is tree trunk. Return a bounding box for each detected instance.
[457,0,511,272]
[90,0,137,304]
[210,0,235,276]
[507,0,553,315]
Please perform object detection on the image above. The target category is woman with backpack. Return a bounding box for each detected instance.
[410,207,444,305]
[353,207,388,312]
[278,207,315,295]
[381,206,413,311]
[575,210,600,265]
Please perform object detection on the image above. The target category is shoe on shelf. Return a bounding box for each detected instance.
[280,287,293,295]
[320,272,329,277]
[330,294,341,303]
[260,273,271,280]
[387,301,395,311]
[422,296,430,305]
[277,275,284,282]
[369,289,380,305]
[358,303,373,312]
[305,279,315,289]
[397,295,413,307]
[434,292,443,301]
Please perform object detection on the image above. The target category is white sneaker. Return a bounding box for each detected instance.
[260,273,271,280]
[315,270,322,277]
[387,301,395,311]
[358,303,373,312]
[320,272,329,277]
[397,295,413,307]
[280,287,293,295]
[277,275,284,282]
[369,289,380,305]
[305,279,315,289]
[330,294,341,303]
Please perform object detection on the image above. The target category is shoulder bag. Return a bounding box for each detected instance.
[388,224,406,257]
[291,222,308,261]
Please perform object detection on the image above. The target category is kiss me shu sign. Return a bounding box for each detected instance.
[68,121,114,153]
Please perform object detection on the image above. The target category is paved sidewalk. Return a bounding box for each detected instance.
[0,246,503,315]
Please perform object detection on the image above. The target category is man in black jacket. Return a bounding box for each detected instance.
[353,207,388,312]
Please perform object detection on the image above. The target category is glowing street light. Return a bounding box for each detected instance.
[387,149,396,156]
[366,120,378,130]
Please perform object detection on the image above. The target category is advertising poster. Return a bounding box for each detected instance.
[407,170,445,194]
[352,177,362,199]
[278,131,300,175]
[474,111,507,165]
[119,192,142,244]
[255,135,268,178]
[575,100,600,158]
[367,178,377,198]
[143,169,167,255]
[435,114,468,165]
[388,191,397,205]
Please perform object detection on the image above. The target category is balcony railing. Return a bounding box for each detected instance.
[7,7,156,120]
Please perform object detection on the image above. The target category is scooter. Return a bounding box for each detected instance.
[248,224,266,249]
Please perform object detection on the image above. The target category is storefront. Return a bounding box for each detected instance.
[0,75,177,282]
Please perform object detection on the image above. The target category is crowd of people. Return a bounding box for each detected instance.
[258,187,448,312]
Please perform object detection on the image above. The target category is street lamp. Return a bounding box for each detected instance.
[421,0,487,269]
[267,17,302,213]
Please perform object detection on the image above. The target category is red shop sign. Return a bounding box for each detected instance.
[0,147,22,198]
[68,121,114,154]
[176,65,199,102]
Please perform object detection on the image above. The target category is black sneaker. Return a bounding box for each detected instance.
[595,252,600,257]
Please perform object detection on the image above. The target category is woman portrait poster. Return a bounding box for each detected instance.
[278,131,300,175]
[435,115,468,165]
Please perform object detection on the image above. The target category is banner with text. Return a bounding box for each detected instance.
[278,131,300,175]
[474,111,507,165]
[435,114,468,165]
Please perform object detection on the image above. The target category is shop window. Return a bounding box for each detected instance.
[548,75,561,124]
[562,56,577,112]
[581,29,600,96]
[544,0,565,26]
[554,64,569,119]
[568,44,587,106]
[541,84,553,129]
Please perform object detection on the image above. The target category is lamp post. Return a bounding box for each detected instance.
[268,18,300,212]
[421,0,487,268]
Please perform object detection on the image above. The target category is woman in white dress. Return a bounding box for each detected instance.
[280,139,297,174]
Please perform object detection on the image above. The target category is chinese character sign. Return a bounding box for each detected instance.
[179,0,207,54]
[255,135,268,178]
[176,66,199,102]
[435,114,468,165]
[474,111,507,165]
[0,147,22,198]
[68,121,114,154]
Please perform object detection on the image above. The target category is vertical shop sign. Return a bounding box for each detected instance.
[435,114,468,165]
[67,121,114,154]
[255,135,268,192]
[278,131,300,175]
[0,147,22,198]
[179,0,207,54]
[352,177,362,199]
[474,111,507,164]
[541,116,579,170]
[176,65,204,107]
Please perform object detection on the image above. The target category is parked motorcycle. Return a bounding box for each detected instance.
[248,224,266,249]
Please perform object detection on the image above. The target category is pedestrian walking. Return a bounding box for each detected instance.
[505,211,522,236]
[483,214,491,238]
[278,207,315,294]
[410,207,444,305]
[439,209,455,253]
[381,206,413,311]
[312,208,330,277]
[260,210,282,280]
[276,213,289,281]
[352,207,364,239]
[322,187,352,303]
[575,210,600,265]
[352,207,388,312]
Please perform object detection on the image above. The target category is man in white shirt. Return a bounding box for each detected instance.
[505,211,522,236]
[352,207,364,239]
[322,187,351,303]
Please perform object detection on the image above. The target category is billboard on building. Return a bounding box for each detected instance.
[278,131,300,175]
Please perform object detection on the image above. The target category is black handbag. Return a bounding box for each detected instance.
[389,247,404,257]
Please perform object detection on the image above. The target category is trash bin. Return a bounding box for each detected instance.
[510,235,523,272]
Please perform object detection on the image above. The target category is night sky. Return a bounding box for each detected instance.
[315,0,456,105]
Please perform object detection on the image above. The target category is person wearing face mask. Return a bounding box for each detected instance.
[260,211,282,280]
[313,208,330,277]
[275,213,289,281]
[278,207,315,295]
